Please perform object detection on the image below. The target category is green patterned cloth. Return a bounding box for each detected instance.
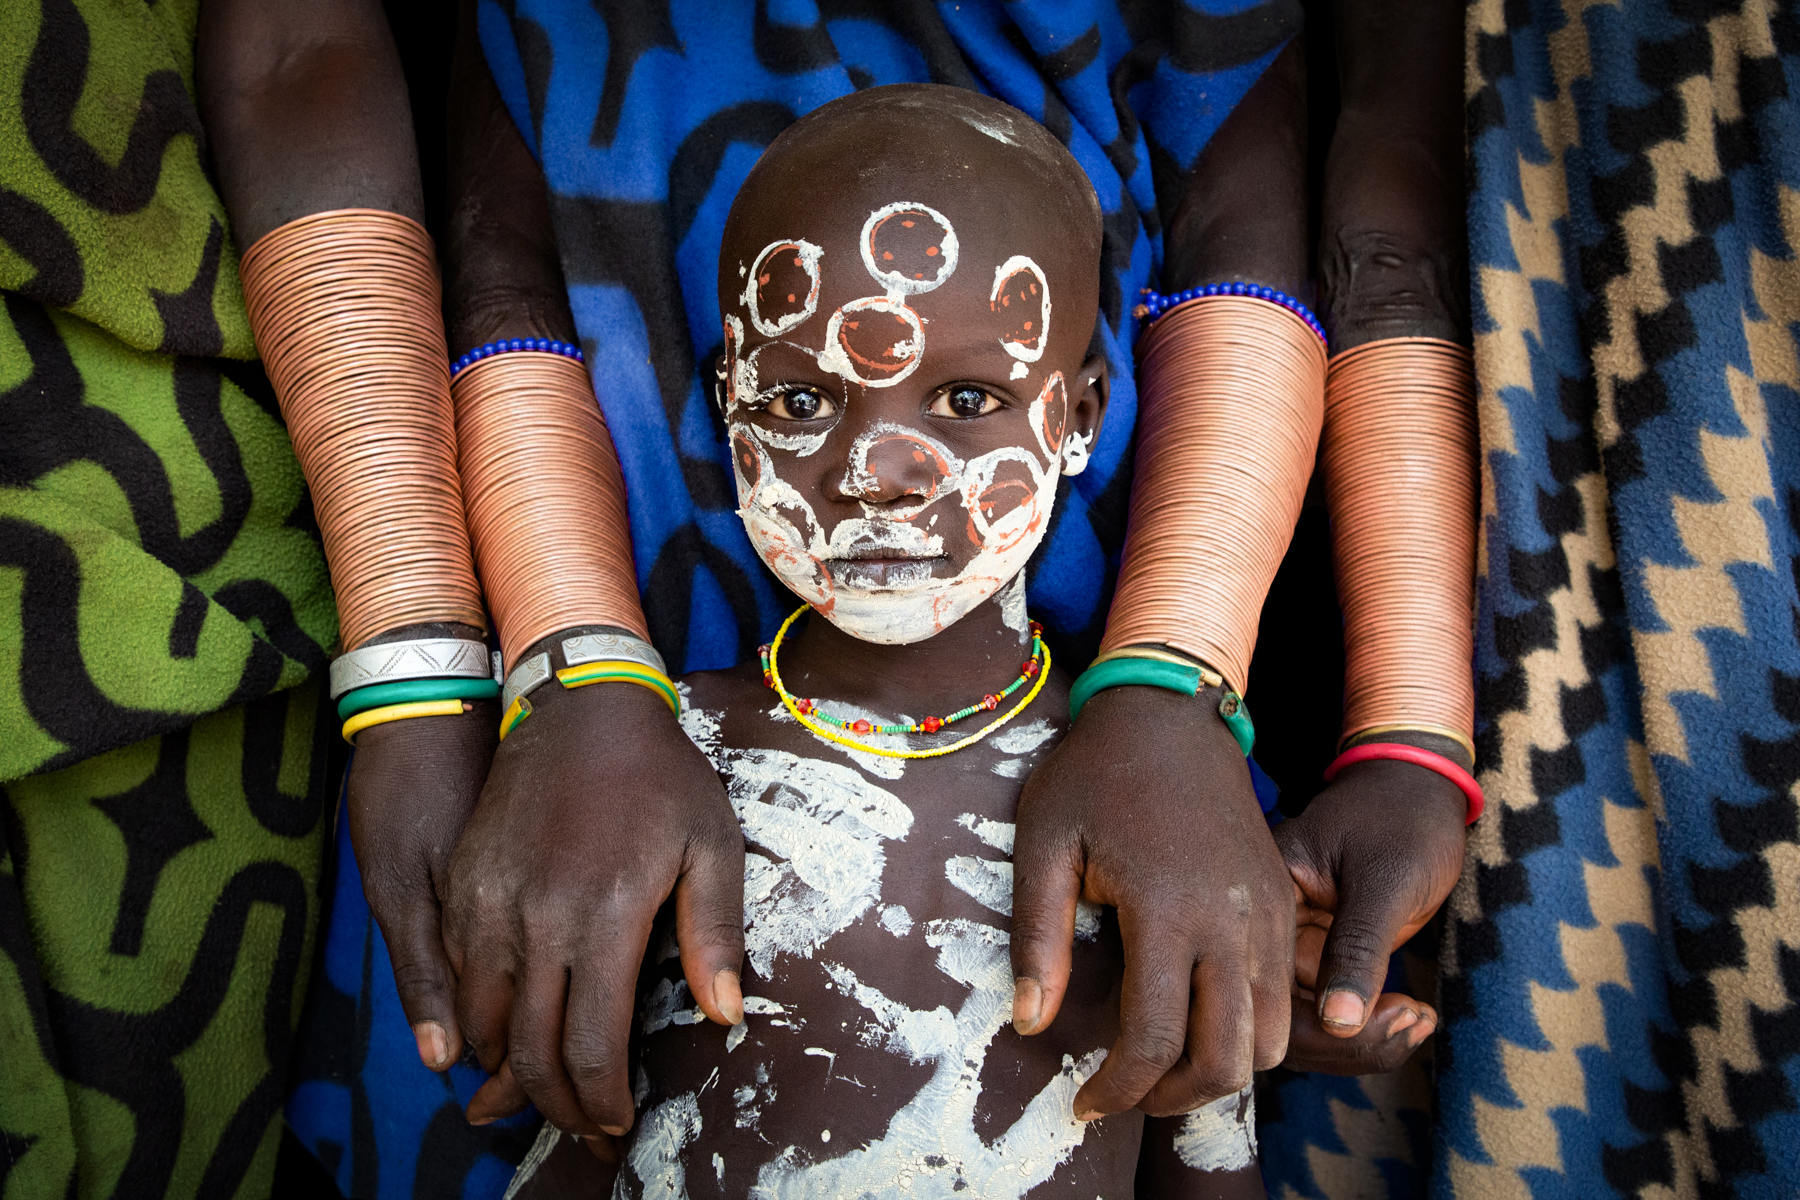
[1,0,341,1194]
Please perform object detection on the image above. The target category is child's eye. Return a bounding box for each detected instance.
[929,386,1001,419]
[767,388,836,421]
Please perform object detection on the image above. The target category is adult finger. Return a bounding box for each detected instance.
[466,1057,530,1125]
[372,882,463,1072]
[1138,953,1255,1116]
[1251,891,1295,1070]
[1282,992,1435,1075]
[1008,830,1082,1036]
[1313,877,1415,1038]
[675,830,747,1027]
[455,956,517,1075]
[564,955,642,1137]
[1071,930,1192,1118]
[507,962,600,1137]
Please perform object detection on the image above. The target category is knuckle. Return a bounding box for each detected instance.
[507,1051,557,1091]
[388,959,447,1003]
[1190,1063,1253,1103]
[562,1027,621,1079]
[1119,1021,1187,1073]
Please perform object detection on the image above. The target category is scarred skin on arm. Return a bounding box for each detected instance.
[196,0,499,1078]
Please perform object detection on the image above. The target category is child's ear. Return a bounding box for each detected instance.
[1061,354,1108,476]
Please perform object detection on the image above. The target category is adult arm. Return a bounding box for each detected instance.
[438,9,743,1141]
[1009,40,1308,1119]
[197,0,496,1074]
[1276,0,1472,1070]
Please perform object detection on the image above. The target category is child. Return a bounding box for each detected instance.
[583,85,1264,1198]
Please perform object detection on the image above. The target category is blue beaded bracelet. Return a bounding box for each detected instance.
[1133,282,1327,344]
[450,338,585,379]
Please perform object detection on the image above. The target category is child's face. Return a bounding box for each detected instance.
[720,185,1104,645]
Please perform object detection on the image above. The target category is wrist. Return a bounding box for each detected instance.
[1341,726,1472,772]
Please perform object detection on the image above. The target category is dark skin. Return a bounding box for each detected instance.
[196,0,498,1074]
[443,4,1468,1153]
[1278,0,1471,1063]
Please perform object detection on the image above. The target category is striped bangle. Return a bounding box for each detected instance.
[337,677,500,722]
[556,661,680,714]
[1132,282,1327,344]
[497,660,680,741]
[450,338,585,379]
[342,699,473,744]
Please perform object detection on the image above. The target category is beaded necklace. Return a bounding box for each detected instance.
[760,604,1051,760]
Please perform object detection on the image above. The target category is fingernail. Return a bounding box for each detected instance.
[1012,977,1042,1035]
[1075,1109,1104,1123]
[468,1115,495,1127]
[1321,989,1366,1029]
[601,1123,630,1138]
[714,969,744,1026]
[1406,1020,1435,1048]
[414,1021,449,1070]
[1384,1009,1419,1038]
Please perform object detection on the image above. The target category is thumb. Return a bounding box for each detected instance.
[373,887,464,1071]
[1312,882,1412,1039]
[1008,829,1082,1036]
[676,831,747,1028]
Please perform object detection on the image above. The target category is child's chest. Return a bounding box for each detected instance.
[618,699,1139,1198]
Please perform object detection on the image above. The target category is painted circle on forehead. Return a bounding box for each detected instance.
[820,296,924,387]
[743,239,823,337]
[860,202,959,295]
[990,255,1051,364]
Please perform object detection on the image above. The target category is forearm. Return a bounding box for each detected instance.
[1319,0,1476,769]
[1102,38,1318,693]
[443,12,650,686]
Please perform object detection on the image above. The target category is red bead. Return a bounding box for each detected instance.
[1029,621,1043,635]
[922,715,942,733]
[981,694,1000,710]
[796,698,814,714]
[1022,660,1039,676]
[852,719,873,734]
[757,644,771,658]
[762,671,773,687]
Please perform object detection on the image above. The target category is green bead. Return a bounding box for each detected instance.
[337,676,500,721]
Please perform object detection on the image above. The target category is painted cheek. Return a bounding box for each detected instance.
[1037,374,1068,459]
[732,430,762,504]
[963,459,1041,552]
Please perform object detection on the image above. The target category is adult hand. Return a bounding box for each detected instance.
[1274,746,1466,1071]
[1011,684,1295,1118]
[347,701,498,1072]
[443,667,744,1139]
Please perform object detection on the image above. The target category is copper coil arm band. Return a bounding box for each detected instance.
[1099,295,1327,694]
[1323,337,1478,751]
[452,351,649,672]
[240,209,484,650]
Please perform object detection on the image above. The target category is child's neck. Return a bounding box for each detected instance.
[771,585,1036,722]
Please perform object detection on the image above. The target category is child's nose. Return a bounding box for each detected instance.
[836,428,953,505]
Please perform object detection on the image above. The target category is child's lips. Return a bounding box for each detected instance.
[823,554,946,589]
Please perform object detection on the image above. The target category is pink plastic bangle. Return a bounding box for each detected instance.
[1323,742,1484,825]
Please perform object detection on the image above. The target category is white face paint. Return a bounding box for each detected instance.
[859,201,958,296]
[725,203,1080,645]
[733,414,1063,644]
[991,255,1051,365]
[742,239,824,336]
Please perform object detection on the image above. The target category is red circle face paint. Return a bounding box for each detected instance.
[821,297,924,387]
[859,202,959,295]
[743,239,823,336]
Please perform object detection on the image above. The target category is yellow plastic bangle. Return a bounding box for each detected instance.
[555,661,680,714]
[341,699,470,744]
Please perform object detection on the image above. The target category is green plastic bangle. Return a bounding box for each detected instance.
[1068,658,1255,755]
[337,676,500,722]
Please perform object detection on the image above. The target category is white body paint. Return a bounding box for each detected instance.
[743,239,824,336]
[859,201,958,296]
[615,704,1114,1199]
[1173,1086,1258,1173]
[990,255,1050,364]
[816,295,925,388]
